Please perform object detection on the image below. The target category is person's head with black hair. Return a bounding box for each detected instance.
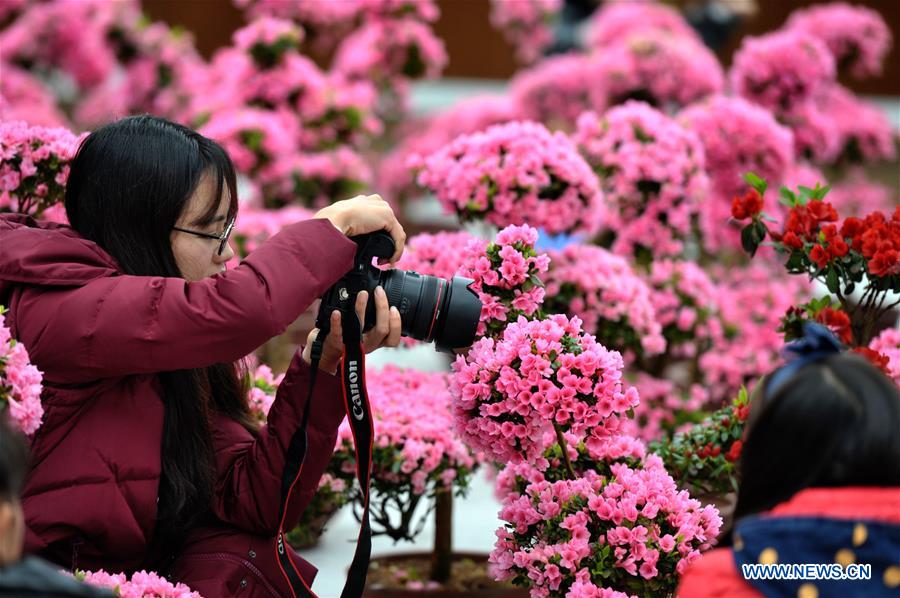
[734,346,900,521]
[0,417,28,566]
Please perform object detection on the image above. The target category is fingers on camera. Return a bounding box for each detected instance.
[387,306,402,347]
[373,287,390,342]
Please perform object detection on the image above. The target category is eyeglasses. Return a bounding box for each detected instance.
[173,216,236,256]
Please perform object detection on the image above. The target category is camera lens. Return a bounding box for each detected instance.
[380,270,481,352]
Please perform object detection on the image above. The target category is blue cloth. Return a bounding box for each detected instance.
[766,322,844,397]
[732,514,900,597]
[534,228,583,251]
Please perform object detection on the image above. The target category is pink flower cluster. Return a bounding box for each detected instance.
[233,15,303,53]
[786,2,892,79]
[415,121,604,235]
[814,85,897,165]
[356,0,440,22]
[827,170,897,217]
[729,30,836,114]
[198,107,297,176]
[233,0,358,52]
[509,54,606,130]
[591,33,724,112]
[195,20,382,153]
[679,95,794,253]
[336,366,476,495]
[378,95,519,200]
[234,0,438,55]
[246,363,284,423]
[0,64,67,127]
[493,431,648,500]
[780,99,844,164]
[0,0,28,22]
[232,204,314,257]
[644,260,722,360]
[574,103,707,260]
[234,0,354,23]
[489,0,561,64]
[698,264,810,406]
[395,230,483,280]
[236,0,438,24]
[0,0,138,91]
[0,120,85,218]
[262,148,373,208]
[869,327,900,385]
[490,458,721,596]
[450,314,639,463]
[77,569,201,598]
[457,224,551,338]
[332,18,447,84]
[0,307,43,436]
[619,374,705,443]
[586,1,700,49]
[75,19,207,128]
[544,245,666,358]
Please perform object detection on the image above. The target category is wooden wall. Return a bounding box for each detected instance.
[143,0,900,95]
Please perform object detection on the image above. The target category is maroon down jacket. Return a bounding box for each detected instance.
[0,213,357,596]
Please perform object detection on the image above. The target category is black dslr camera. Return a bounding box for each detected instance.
[315,231,482,352]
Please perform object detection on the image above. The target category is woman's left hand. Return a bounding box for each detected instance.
[301,285,402,374]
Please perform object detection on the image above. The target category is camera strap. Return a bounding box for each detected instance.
[275,308,374,598]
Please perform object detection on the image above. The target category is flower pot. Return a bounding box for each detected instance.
[363,552,528,597]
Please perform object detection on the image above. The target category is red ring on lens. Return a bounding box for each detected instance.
[426,279,445,342]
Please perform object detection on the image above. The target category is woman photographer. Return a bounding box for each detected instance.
[0,115,406,595]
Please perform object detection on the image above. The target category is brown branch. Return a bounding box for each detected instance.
[554,422,577,480]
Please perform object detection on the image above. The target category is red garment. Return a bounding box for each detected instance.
[677,487,900,598]
[0,213,356,594]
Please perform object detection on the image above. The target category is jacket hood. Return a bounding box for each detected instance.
[0,213,119,297]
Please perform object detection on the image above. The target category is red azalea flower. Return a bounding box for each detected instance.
[869,248,899,277]
[731,190,764,220]
[808,200,838,223]
[810,244,830,268]
[726,440,743,462]
[785,205,819,241]
[859,226,888,258]
[816,307,853,344]
[731,196,749,220]
[841,217,866,251]
[782,231,803,249]
[828,238,849,259]
[733,404,750,421]
[853,347,891,376]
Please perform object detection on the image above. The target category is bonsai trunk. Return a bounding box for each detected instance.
[430,490,453,583]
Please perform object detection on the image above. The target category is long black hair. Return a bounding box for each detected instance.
[64,115,255,560]
[734,353,900,520]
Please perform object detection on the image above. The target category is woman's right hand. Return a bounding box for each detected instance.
[315,194,406,264]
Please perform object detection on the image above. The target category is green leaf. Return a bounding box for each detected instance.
[741,220,768,257]
[779,186,797,207]
[825,268,839,294]
[811,183,831,200]
[798,185,816,199]
[741,225,758,257]
[743,172,767,195]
